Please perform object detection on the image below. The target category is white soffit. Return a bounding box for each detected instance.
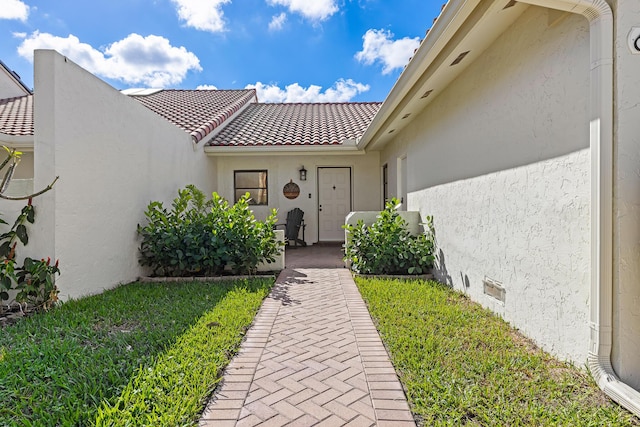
[362,0,529,151]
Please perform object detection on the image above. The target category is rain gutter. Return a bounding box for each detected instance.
[519,0,640,416]
[204,140,364,157]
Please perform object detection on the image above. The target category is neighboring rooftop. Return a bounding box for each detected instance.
[0,88,382,148]
[128,89,257,143]
[0,95,33,137]
[207,102,381,147]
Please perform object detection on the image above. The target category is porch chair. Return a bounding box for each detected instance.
[275,208,307,247]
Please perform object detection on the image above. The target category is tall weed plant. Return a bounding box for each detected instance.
[0,201,60,311]
[344,198,434,275]
[138,185,281,276]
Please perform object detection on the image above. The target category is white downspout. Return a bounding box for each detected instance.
[519,0,640,416]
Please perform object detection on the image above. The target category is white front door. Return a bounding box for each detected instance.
[318,167,352,241]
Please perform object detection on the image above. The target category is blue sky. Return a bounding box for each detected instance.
[0,0,442,102]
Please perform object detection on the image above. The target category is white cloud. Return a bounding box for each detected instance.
[266,0,337,21]
[355,29,420,75]
[0,0,29,21]
[171,0,230,32]
[196,84,218,90]
[268,12,287,31]
[17,32,201,87]
[247,79,369,103]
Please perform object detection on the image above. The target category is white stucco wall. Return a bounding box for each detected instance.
[214,152,381,244]
[612,0,640,389]
[27,50,217,300]
[10,151,33,179]
[0,66,30,99]
[380,8,592,363]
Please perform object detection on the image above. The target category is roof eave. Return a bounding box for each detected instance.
[0,134,34,149]
[204,142,365,157]
[358,0,529,151]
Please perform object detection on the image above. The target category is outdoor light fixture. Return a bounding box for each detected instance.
[299,166,307,181]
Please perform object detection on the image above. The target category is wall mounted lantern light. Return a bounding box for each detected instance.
[299,166,307,181]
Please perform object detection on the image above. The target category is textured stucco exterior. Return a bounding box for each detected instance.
[25,50,218,300]
[380,7,592,362]
[214,152,381,244]
[410,151,590,361]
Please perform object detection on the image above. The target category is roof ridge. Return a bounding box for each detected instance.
[151,88,255,94]
[252,101,382,106]
[190,89,257,143]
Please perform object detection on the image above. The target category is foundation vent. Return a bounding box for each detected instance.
[483,277,505,303]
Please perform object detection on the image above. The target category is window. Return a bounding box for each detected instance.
[234,170,268,205]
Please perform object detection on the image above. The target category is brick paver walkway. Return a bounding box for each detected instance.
[199,267,416,427]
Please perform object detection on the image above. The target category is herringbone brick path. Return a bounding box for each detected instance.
[199,268,416,427]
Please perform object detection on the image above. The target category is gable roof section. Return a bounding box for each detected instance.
[129,89,257,143]
[0,94,33,138]
[207,102,381,149]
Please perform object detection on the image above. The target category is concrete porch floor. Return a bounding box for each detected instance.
[199,243,415,427]
[284,243,346,269]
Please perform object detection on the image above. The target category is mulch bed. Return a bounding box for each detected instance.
[139,273,276,283]
[0,304,36,328]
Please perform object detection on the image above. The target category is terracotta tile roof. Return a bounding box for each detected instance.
[130,89,257,143]
[0,95,33,137]
[207,102,381,147]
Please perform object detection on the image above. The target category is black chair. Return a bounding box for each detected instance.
[275,208,307,247]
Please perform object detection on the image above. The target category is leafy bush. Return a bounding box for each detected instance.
[0,200,60,310]
[138,185,281,276]
[343,198,434,275]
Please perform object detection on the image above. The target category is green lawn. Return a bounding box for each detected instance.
[0,278,273,426]
[355,277,639,427]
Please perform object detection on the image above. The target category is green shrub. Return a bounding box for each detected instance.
[343,198,434,275]
[138,185,281,276]
[0,201,60,310]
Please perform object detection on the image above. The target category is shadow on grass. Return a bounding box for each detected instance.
[0,278,270,426]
